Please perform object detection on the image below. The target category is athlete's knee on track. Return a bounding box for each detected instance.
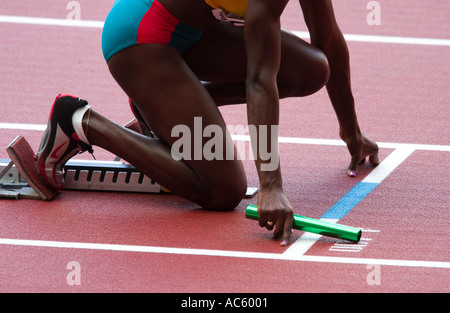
[202,174,247,212]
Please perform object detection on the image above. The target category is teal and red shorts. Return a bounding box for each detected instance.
[102,0,204,62]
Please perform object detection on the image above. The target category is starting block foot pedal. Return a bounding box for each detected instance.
[4,136,57,201]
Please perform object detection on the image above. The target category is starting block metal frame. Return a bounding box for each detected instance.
[0,158,258,200]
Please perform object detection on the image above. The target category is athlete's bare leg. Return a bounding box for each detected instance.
[85,44,247,211]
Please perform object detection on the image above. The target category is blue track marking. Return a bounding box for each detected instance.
[321,182,379,220]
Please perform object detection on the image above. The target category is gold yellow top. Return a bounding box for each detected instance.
[205,0,248,17]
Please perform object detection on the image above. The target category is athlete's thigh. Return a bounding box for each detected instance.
[183,23,327,86]
[182,22,247,83]
[277,30,329,88]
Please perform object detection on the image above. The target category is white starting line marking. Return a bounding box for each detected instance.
[1,15,449,46]
[0,238,448,269]
[362,146,415,184]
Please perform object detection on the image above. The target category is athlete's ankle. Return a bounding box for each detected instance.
[72,105,91,144]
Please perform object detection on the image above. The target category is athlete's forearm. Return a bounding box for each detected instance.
[299,0,362,142]
[246,79,282,187]
[244,0,287,187]
[323,31,361,142]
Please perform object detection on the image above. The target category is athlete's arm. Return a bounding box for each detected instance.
[245,0,293,245]
[299,0,379,175]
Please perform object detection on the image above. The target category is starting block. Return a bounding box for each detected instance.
[1,135,259,201]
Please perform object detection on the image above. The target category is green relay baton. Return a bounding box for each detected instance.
[245,205,361,243]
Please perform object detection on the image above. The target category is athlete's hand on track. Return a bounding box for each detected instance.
[344,133,379,177]
[257,186,294,246]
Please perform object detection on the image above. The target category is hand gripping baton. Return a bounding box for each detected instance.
[245,205,361,242]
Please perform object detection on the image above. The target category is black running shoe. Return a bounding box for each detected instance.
[36,94,93,189]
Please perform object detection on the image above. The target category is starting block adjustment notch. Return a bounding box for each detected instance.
[62,160,164,193]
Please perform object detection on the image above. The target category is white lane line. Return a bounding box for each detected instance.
[1,15,449,46]
[0,123,46,131]
[0,15,104,28]
[293,31,450,46]
[362,146,415,184]
[282,232,325,257]
[0,238,448,268]
[232,134,346,147]
[231,135,450,152]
